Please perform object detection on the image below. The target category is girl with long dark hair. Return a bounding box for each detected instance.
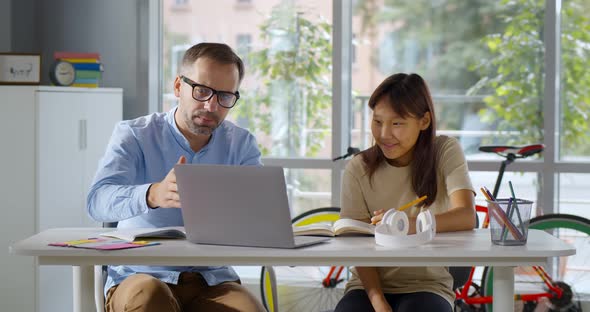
[335,73,476,312]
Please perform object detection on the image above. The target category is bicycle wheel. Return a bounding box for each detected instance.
[480,214,590,312]
[260,265,350,312]
[291,207,341,227]
[260,207,350,312]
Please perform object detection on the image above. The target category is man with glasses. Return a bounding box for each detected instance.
[87,42,265,312]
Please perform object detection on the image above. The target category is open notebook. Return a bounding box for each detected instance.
[293,219,375,237]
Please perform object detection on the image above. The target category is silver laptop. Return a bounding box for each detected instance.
[175,164,329,248]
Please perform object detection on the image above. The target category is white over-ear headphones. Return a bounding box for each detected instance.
[375,209,436,247]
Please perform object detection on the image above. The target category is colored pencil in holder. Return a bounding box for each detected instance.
[488,199,523,241]
[508,181,527,235]
[480,188,524,241]
[501,198,513,240]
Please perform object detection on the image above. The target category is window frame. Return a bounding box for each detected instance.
[154,0,590,214]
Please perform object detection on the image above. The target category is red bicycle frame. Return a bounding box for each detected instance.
[322,265,346,288]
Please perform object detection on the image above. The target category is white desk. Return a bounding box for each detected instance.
[10,228,574,312]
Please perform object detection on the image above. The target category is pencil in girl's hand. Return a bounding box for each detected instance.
[371,195,428,225]
[397,195,428,212]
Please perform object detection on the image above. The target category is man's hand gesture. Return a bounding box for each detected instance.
[147,156,187,208]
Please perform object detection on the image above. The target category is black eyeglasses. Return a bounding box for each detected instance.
[181,76,240,108]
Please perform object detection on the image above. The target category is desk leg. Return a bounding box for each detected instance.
[493,266,514,312]
[73,265,94,312]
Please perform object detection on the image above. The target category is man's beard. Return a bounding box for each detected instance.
[185,111,220,136]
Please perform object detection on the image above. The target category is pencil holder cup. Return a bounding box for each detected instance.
[487,198,533,246]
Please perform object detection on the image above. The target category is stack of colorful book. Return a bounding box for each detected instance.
[54,51,103,88]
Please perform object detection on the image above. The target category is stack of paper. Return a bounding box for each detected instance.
[49,238,159,250]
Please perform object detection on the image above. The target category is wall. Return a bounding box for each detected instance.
[10,0,39,53]
[0,0,10,51]
[4,2,150,310]
[10,0,150,119]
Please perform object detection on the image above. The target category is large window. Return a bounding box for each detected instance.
[351,1,546,159]
[162,0,590,217]
[163,0,333,215]
[560,0,590,161]
[559,174,590,219]
[163,0,332,158]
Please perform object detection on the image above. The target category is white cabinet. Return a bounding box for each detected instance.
[0,86,122,312]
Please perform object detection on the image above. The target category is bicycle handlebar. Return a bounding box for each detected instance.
[333,146,361,161]
[479,144,544,159]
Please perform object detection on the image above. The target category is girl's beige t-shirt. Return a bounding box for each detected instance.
[340,135,474,306]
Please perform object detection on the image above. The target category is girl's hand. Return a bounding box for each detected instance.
[370,209,417,234]
[372,300,393,312]
[371,209,386,225]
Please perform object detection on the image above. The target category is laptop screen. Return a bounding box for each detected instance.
[175,164,299,248]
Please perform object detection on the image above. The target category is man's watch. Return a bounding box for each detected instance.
[146,184,159,209]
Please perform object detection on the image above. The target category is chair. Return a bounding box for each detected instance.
[449,267,471,291]
[95,222,117,312]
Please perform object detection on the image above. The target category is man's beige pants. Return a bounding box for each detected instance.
[105,272,266,312]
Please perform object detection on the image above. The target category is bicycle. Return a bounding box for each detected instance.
[260,207,349,312]
[455,144,590,312]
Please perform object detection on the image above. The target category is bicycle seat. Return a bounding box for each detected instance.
[479,144,544,158]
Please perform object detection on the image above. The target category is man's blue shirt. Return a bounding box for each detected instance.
[87,107,262,296]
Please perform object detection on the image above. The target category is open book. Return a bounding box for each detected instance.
[100,226,186,242]
[293,219,375,237]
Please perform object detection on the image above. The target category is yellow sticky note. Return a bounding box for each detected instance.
[66,239,98,245]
